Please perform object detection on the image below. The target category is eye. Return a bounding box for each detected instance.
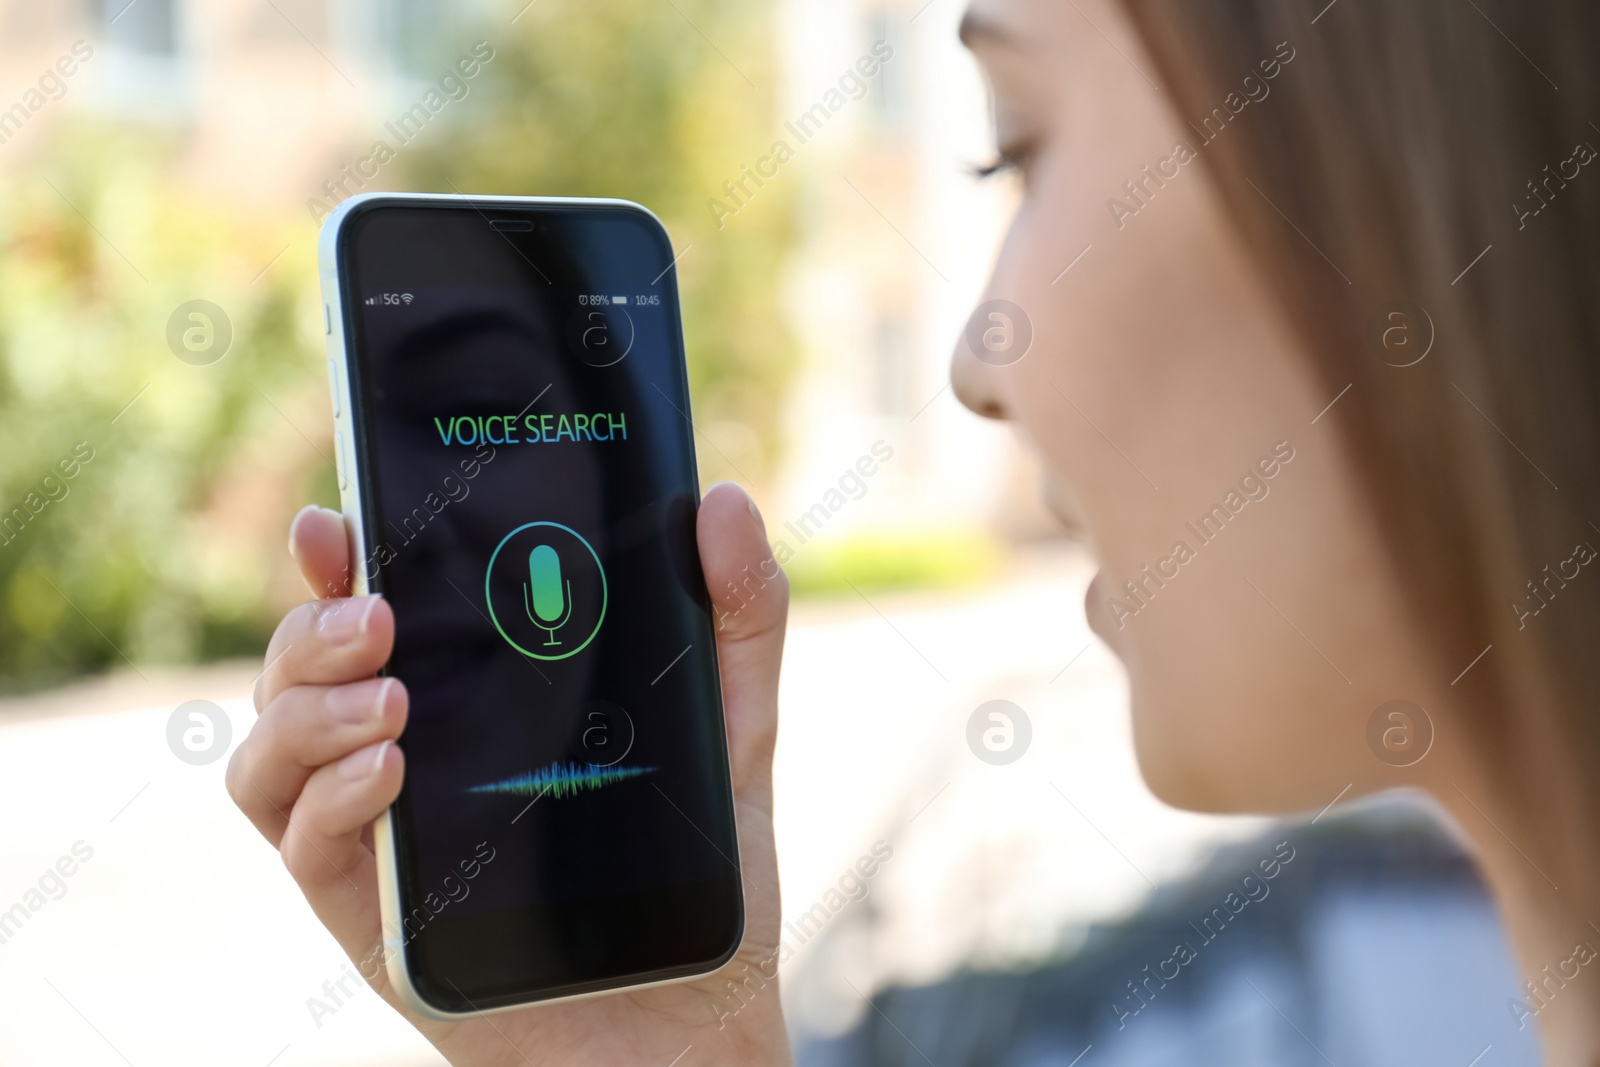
[971,142,1034,181]
[972,155,1015,179]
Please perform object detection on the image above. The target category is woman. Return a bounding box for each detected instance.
[227,0,1600,1061]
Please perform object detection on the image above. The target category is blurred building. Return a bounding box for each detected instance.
[0,0,489,205]
[770,0,1048,547]
[0,0,1046,550]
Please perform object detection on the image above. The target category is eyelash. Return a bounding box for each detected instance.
[972,146,1028,180]
[973,156,1014,179]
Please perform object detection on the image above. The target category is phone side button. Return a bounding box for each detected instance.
[335,429,349,491]
[328,360,341,419]
[324,303,332,335]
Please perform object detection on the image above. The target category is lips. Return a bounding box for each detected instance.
[1084,570,1117,650]
[1041,481,1118,654]
[1042,477,1088,540]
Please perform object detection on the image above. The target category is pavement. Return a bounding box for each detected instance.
[0,544,1270,1066]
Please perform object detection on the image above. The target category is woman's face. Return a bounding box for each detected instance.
[954,0,1439,813]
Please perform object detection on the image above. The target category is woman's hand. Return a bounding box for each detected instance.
[226,483,792,1066]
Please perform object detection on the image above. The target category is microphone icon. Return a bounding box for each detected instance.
[522,544,573,647]
[487,521,606,661]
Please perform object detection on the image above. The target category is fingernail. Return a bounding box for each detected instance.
[329,678,392,724]
[340,740,390,781]
[288,504,317,560]
[317,595,380,645]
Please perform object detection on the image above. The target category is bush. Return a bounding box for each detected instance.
[0,0,796,690]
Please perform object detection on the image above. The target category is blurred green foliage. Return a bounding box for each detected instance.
[785,530,1001,598]
[0,0,794,690]
[0,127,328,692]
[403,0,796,482]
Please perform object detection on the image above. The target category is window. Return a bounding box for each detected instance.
[375,0,491,81]
[384,0,435,78]
[90,0,191,119]
[102,0,179,57]
[867,8,905,129]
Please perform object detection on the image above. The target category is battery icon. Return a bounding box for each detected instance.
[610,295,628,305]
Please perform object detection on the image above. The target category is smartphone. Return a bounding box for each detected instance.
[317,193,743,1017]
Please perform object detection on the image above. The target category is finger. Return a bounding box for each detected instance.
[279,740,403,963]
[254,595,394,712]
[697,483,787,959]
[700,482,788,642]
[697,482,788,792]
[228,677,408,847]
[289,505,354,599]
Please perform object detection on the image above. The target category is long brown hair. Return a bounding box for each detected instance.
[1122,2,1600,835]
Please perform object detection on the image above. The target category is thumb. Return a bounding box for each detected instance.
[288,505,354,599]
[697,482,787,794]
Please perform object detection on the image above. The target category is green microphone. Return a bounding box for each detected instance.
[523,544,573,646]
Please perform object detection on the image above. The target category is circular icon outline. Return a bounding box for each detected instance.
[966,698,1032,765]
[1367,300,1434,368]
[1365,698,1434,768]
[964,299,1034,368]
[568,305,635,368]
[485,521,608,661]
[579,699,636,768]
[166,300,234,366]
[166,699,232,765]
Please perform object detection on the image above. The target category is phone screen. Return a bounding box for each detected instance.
[337,201,742,1010]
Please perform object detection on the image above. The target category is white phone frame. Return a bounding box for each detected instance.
[317,191,742,1021]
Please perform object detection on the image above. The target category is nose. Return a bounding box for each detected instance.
[950,302,1014,421]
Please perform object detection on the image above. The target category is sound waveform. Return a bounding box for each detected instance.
[468,761,656,800]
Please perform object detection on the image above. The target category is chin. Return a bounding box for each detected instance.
[1133,744,1245,813]
[1127,698,1309,816]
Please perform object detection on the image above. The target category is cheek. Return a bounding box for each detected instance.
[1003,216,1220,560]
[1118,428,1421,813]
[1000,179,1422,813]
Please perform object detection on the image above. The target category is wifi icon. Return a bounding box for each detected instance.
[400,293,414,305]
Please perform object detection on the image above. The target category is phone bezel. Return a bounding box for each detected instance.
[317,192,744,1020]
